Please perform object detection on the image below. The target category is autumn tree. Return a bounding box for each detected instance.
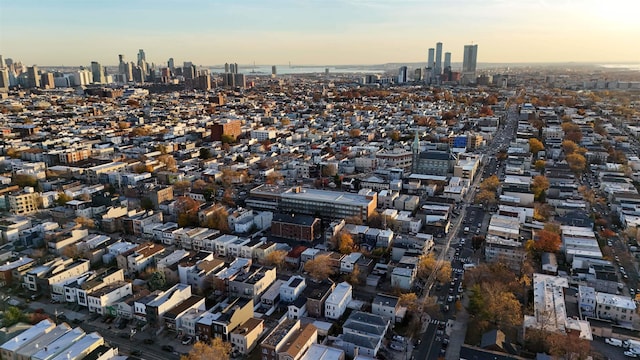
[531,175,550,201]
[348,129,361,138]
[533,229,561,253]
[389,130,401,141]
[12,174,38,189]
[534,159,546,172]
[181,338,231,360]
[533,203,552,222]
[175,196,201,227]
[304,254,335,281]
[173,180,191,196]
[204,208,230,233]
[566,153,586,173]
[398,292,419,313]
[561,140,578,155]
[265,171,284,185]
[157,154,178,172]
[75,216,95,229]
[332,231,355,254]
[475,190,497,206]
[561,122,583,143]
[529,138,544,155]
[480,175,500,193]
[417,254,452,283]
[56,192,73,205]
[264,250,287,268]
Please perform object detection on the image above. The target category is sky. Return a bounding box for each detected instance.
[1,0,639,67]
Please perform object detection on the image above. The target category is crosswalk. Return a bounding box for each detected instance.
[429,319,444,325]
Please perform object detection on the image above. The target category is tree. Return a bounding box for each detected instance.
[148,271,167,291]
[531,175,550,201]
[265,171,284,185]
[204,208,230,233]
[479,106,494,116]
[389,130,401,141]
[181,338,231,360]
[62,244,81,259]
[333,232,355,254]
[475,190,497,206]
[12,174,38,188]
[220,134,235,144]
[3,306,27,327]
[529,138,544,155]
[417,254,451,283]
[533,203,552,222]
[264,250,287,268]
[561,140,578,155]
[398,292,419,313]
[199,148,212,160]
[140,197,154,210]
[304,254,335,281]
[566,153,586,173]
[534,229,561,252]
[56,192,73,205]
[157,154,178,172]
[321,164,337,177]
[6,147,22,159]
[534,159,546,172]
[175,196,200,227]
[561,122,583,143]
[348,129,361,138]
[480,175,500,193]
[173,180,191,196]
[75,216,95,229]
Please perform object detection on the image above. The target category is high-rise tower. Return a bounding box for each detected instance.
[137,49,146,66]
[444,52,451,70]
[462,44,478,84]
[435,42,443,76]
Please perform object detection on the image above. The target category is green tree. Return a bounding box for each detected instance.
[148,271,167,291]
[3,306,27,327]
[140,197,154,210]
[199,148,212,160]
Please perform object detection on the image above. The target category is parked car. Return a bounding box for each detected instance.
[606,338,623,347]
[389,342,404,351]
[182,336,193,345]
[162,345,175,352]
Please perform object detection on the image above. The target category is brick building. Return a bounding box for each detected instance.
[270,213,320,242]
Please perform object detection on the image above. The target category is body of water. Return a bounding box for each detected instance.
[600,64,640,72]
[209,65,386,75]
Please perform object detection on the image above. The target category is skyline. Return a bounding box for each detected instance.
[1,0,639,67]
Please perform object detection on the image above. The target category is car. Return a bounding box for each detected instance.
[182,336,193,345]
[143,338,154,344]
[162,345,175,352]
[131,350,142,356]
[392,335,405,343]
[389,342,404,351]
[606,338,624,347]
[624,350,639,358]
[447,295,454,303]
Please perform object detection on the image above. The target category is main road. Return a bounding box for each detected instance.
[412,104,521,360]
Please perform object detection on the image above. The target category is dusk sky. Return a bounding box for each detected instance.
[1,0,638,67]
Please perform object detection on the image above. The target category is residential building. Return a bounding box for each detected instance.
[228,265,276,303]
[230,317,264,356]
[145,283,192,327]
[271,213,321,242]
[280,275,307,303]
[196,297,253,341]
[7,188,40,215]
[0,320,56,360]
[325,281,352,320]
[371,293,402,324]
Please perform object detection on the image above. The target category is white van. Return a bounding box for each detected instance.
[606,338,623,347]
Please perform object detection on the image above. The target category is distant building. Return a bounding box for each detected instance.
[270,213,321,242]
[211,120,242,141]
[462,44,478,84]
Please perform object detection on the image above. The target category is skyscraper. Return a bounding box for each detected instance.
[462,44,478,83]
[397,66,408,84]
[0,68,9,92]
[272,65,277,77]
[435,42,443,76]
[444,52,451,70]
[0,55,4,68]
[168,58,175,70]
[26,66,40,88]
[137,49,146,66]
[427,48,435,69]
[224,63,230,73]
[90,61,105,84]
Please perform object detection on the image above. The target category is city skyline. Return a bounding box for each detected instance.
[1,0,639,66]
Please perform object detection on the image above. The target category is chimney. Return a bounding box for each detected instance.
[354,346,359,358]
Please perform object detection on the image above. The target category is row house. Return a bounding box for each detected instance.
[0,256,34,287]
[179,308,208,337]
[145,283,193,327]
[113,289,151,320]
[122,210,163,236]
[230,317,264,356]
[23,258,90,293]
[163,295,206,333]
[228,265,277,303]
[302,281,335,318]
[196,297,254,342]
[46,228,88,255]
[280,275,306,303]
[60,268,124,306]
[261,318,317,360]
[116,242,165,276]
[178,254,225,293]
[87,281,133,315]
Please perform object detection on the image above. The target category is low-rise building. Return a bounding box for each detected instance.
[325,281,352,320]
[230,317,264,356]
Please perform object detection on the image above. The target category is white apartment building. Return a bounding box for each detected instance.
[325,281,352,319]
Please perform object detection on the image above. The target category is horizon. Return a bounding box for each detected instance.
[1,0,639,66]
